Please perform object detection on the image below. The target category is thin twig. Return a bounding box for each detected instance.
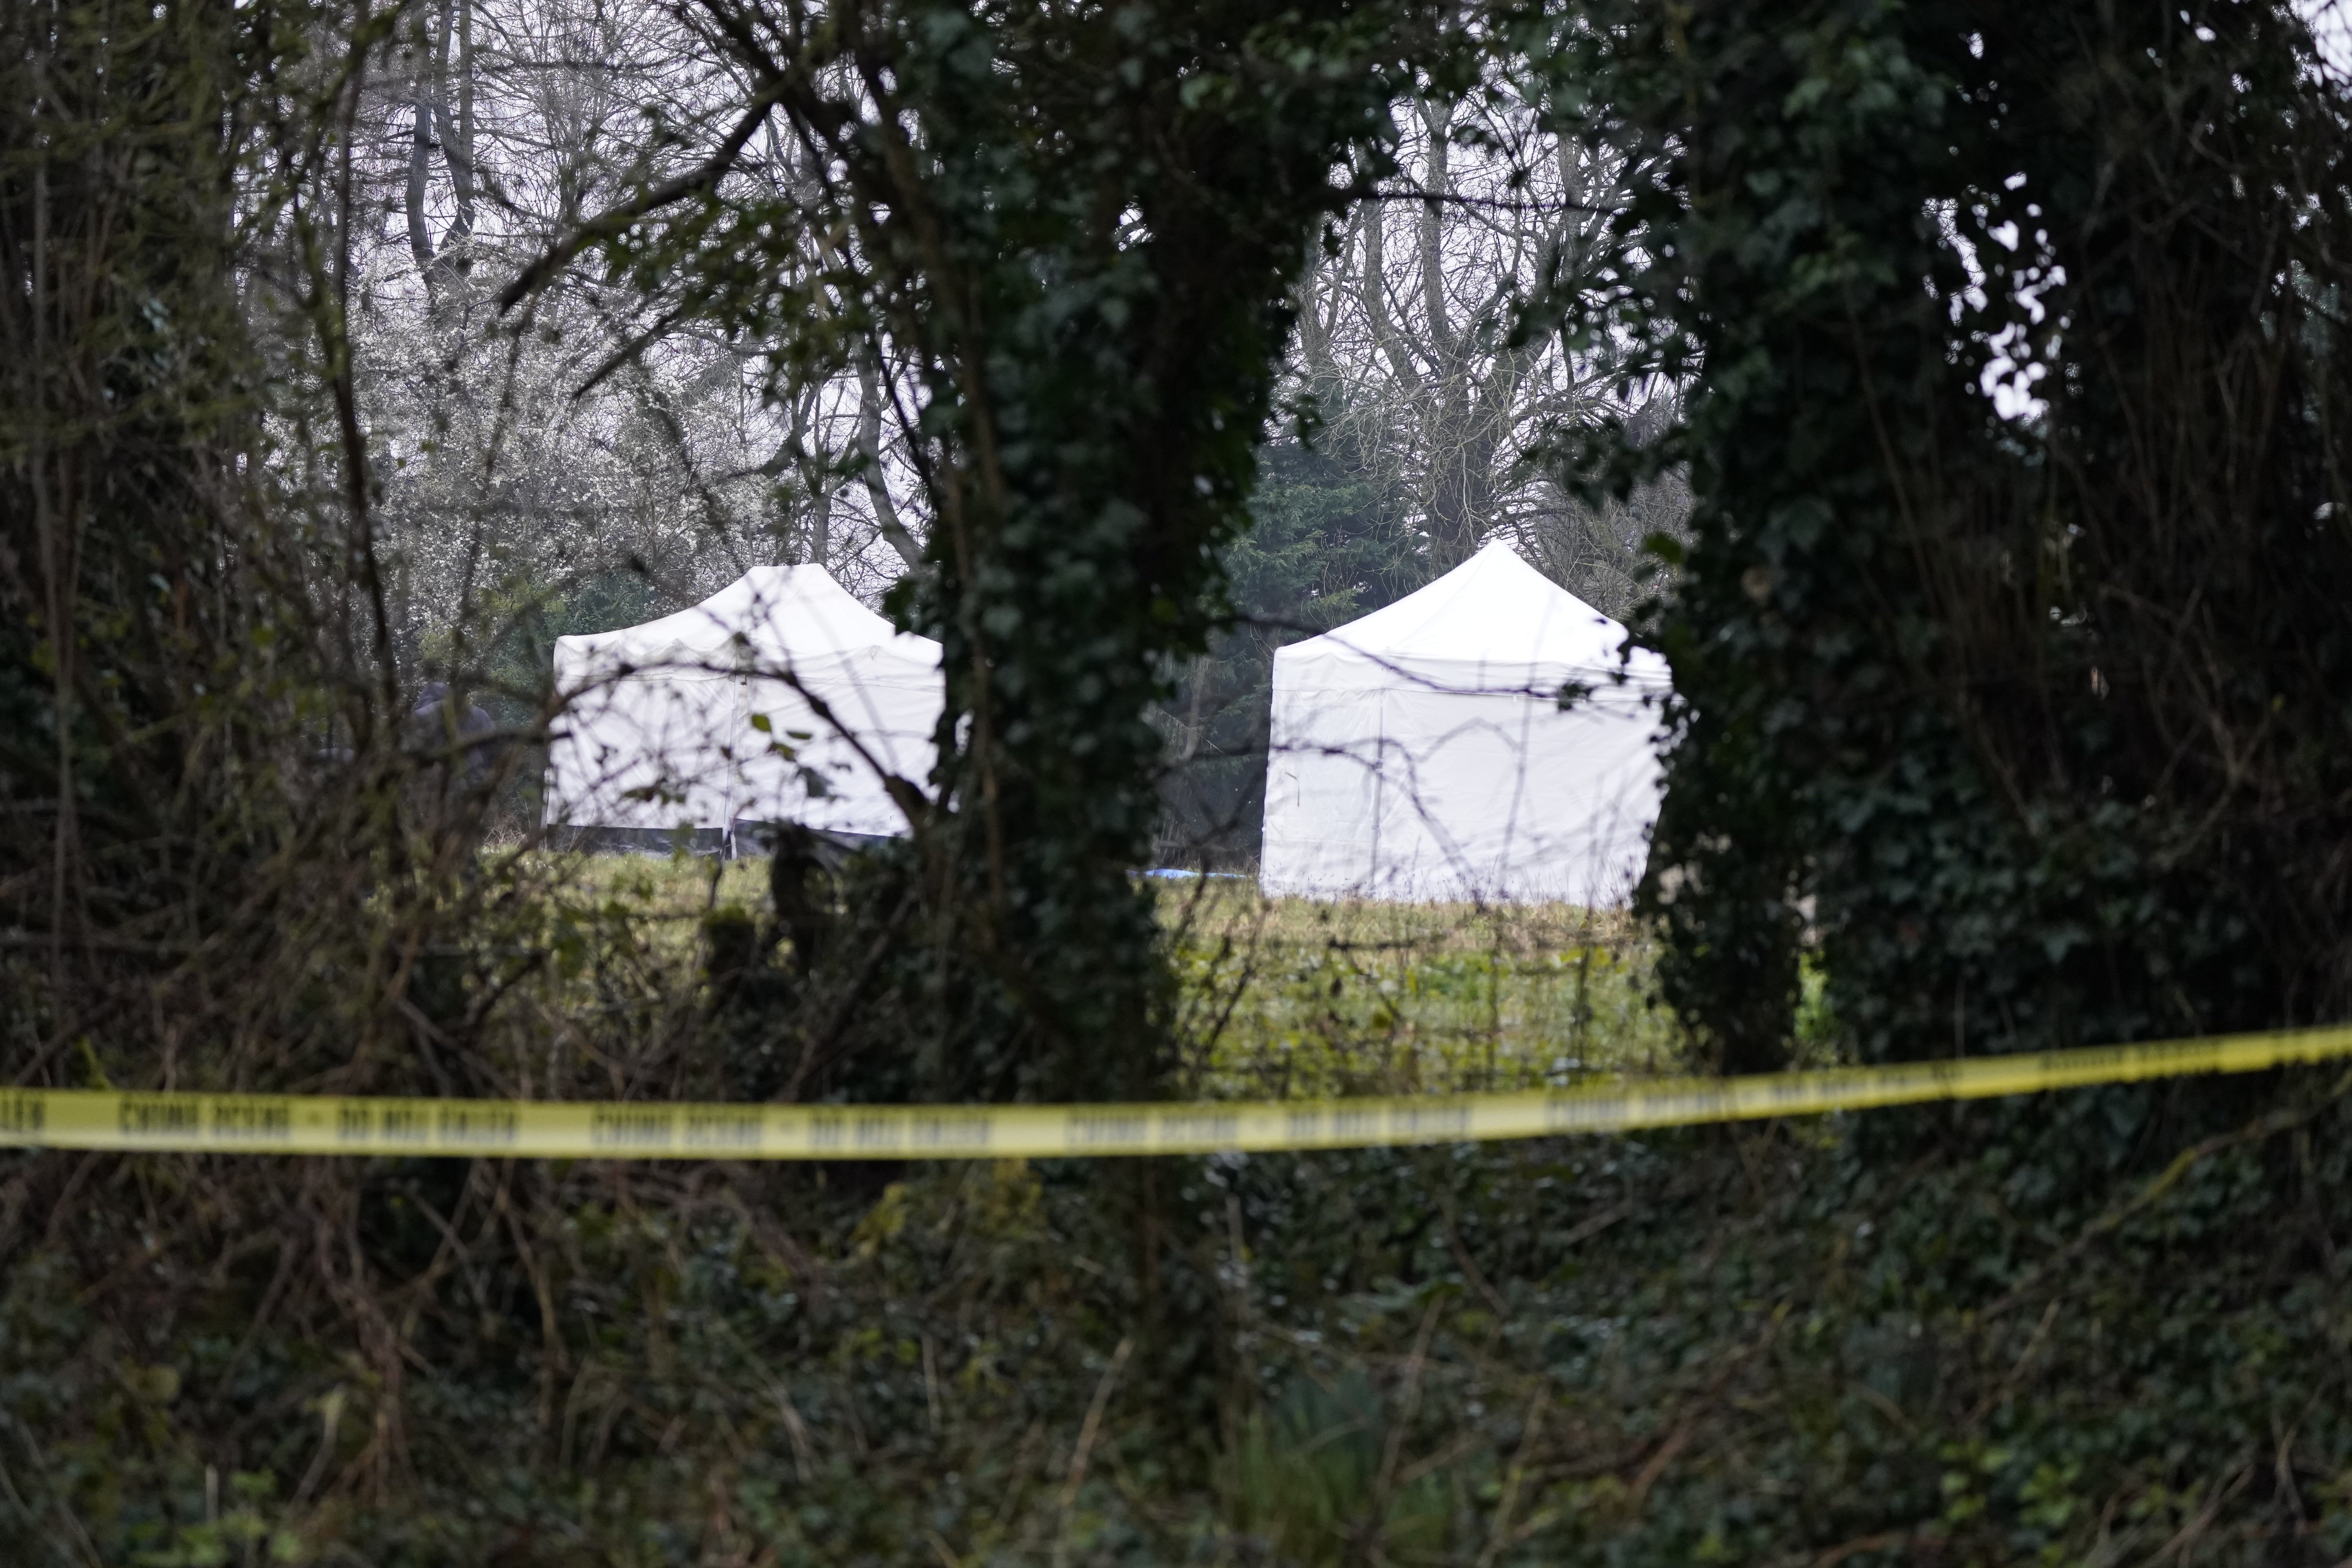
[1051,1336,1135,1568]
[1372,1298,1445,1518]
[498,92,784,311]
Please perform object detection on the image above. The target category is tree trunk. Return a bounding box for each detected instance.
[859,359,922,570]
[429,0,475,267]
[405,40,436,282]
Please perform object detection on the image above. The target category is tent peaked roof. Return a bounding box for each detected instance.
[557,564,938,671]
[1281,538,1633,682]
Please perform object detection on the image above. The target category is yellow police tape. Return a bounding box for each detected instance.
[1,1023,2349,1161]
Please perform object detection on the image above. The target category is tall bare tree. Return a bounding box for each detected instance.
[1293,86,1687,614]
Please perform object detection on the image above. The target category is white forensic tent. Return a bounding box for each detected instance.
[543,565,941,845]
[1259,540,1667,903]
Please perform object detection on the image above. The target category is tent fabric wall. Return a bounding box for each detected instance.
[543,566,942,842]
[1260,541,1666,904]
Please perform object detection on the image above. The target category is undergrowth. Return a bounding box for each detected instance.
[2,859,2347,1564]
[5,1069,2348,1564]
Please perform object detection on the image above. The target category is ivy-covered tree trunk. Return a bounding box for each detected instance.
[1562,0,2352,1065]
[584,0,1436,1099]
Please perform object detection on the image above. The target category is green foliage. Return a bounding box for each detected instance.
[464,568,663,704]
[1157,437,1423,860]
[417,567,660,833]
[1227,441,1425,632]
[1541,0,2352,1066]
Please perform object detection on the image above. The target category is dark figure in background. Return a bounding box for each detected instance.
[405,681,503,899]
[408,681,498,790]
[766,821,837,977]
[704,822,843,1102]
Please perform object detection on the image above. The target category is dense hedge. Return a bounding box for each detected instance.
[1554,0,2352,1069]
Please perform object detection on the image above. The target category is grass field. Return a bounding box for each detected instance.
[1159,877,1675,1097]
[522,849,1679,1097]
